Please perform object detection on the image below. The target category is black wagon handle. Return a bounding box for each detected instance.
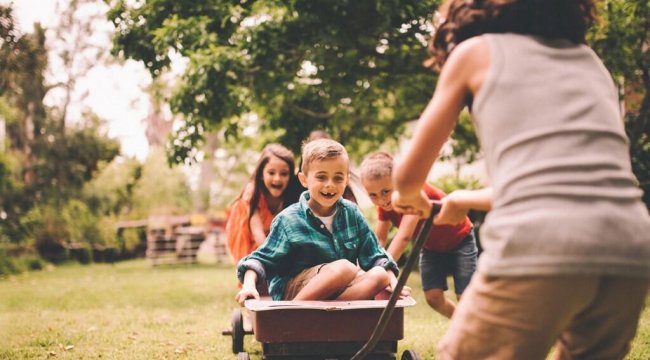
[351,200,442,360]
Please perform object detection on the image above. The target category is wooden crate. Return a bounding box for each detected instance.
[146,226,205,265]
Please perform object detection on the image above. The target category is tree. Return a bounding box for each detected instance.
[47,0,115,131]
[83,156,143,217]
[129,148,193,218]
[589,0,650,206]
[107,0,439,160]
[0,6,50,243]
[0,4,120,249]
[108,0,650,209]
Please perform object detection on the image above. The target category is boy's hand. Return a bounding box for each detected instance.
[381,271,412,299]
[235,285,260,306]
[436,191,471,225]
[392,190,431,218]
[436,188,492,225]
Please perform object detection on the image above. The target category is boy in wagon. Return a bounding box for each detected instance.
[236,139,404,304]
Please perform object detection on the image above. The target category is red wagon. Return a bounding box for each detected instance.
[230,297,421,360]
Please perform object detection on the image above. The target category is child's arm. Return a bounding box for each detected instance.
[235,269,260,305]
[249,210,267,246]
[353,208,399,275]
[375,219,391,248]
[393,37,489,217]
[437,188,492,225]
[236,217,292,300]
[386,214,419,261]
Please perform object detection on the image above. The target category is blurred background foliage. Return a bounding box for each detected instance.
[1,0,649,274]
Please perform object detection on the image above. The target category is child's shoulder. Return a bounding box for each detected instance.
[276,201,305,219]
[269,203,309,237]
[339,197,362,213]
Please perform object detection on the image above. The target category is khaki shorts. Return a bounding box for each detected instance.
[438,274,648,360]
[283,264,327,300]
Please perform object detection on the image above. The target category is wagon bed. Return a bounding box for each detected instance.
[236,297,419,360]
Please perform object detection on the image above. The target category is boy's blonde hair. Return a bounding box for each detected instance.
[360,151,393,182]
[301,138,349,174]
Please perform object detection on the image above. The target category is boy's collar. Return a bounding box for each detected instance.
[299,191,342,217]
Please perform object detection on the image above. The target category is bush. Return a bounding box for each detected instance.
[21,200,118,264]
[92,246,117,263]
[36,241,69,264]
[20,254,45,270]
[432,174,483,194]
[0,249,47,276]
[0,250,19,276]
[92,217,120,262]
[69,245,93,264]
[21,205,71,263]
[120,227,145,258]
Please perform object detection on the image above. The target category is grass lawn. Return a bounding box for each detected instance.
[0,259,648,359]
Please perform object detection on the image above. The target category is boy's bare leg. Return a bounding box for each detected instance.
[242,308,253,332]
[336,266,391,300]
[293,259,357,300]
[425,288,455,318]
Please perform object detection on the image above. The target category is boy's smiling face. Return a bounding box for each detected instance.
[362,176,394,211]
[299,156,349,217]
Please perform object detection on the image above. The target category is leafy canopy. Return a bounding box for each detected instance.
[108,0,439,161]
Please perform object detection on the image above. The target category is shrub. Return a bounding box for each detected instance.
[0,250,19,276]
[120,227,144,258]
[21,205,71,263]
[432,174,483,194]
[69,245,93,264]
[93,217,120,262]
[0,249,47,276]
[21,200,119,264]
[20,254,45,271]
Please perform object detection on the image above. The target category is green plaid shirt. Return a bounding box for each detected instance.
[237,191,398,300]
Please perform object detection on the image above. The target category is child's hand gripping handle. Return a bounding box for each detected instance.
[352,201,442,360]
[235,270,261,306]
[235,286,259,306]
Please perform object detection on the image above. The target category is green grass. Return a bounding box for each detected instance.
[0,260,648,359]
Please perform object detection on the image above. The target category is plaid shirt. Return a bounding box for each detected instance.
[237,191,398,300]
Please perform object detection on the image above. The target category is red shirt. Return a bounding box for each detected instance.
[378,184,472,252]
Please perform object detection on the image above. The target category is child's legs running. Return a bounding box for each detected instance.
[420,249,456,318]
[437,274,599,360]
[423,288,455,318]
[553,277,648,360]
[287,259,357,300]
[450,231,478,300]
[337,266,391,300]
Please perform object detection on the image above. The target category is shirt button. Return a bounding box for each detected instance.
[320,224,324,228]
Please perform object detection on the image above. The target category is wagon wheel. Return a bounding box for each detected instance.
[231,308,245,353]
[236,352,250,360]
[401,349,422,360]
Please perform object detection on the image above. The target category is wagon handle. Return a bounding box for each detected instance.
[351,200,442,360]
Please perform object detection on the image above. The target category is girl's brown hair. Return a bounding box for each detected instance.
[428,0,596,68]
[247,144,301,219]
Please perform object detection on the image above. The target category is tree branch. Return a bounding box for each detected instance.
[290,104,335,119]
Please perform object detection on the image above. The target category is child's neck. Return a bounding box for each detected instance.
[265,194,284,214]
[308,199,336,217]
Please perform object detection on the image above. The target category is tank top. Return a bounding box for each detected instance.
[472,33,650,278]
